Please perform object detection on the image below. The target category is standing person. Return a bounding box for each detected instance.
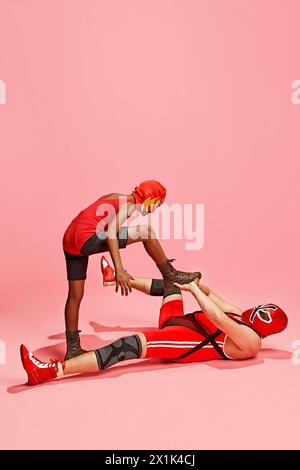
[62,180,201,359]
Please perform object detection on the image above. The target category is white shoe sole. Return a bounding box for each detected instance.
[103,281,116,286]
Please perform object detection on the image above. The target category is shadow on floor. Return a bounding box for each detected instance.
[7,357,187,394]
[48,320,156,341]
[8,319,292,393]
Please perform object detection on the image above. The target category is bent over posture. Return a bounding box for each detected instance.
[62,180,200,359]
[20,274,288,385]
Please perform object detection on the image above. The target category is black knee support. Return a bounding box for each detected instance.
[163,288,181,298]
[150,279,164,296]
[150,279,181,298]
[94,335,142,370]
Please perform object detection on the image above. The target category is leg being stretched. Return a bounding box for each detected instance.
[106,271,208,299]
[101,255,170,295]
[157,290,184,328]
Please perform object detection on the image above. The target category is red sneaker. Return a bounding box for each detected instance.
[101,256,116,286]
[20,344,65,386]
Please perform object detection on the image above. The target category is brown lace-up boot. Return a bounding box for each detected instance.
[157,259,202,290]
[65,330,88,360]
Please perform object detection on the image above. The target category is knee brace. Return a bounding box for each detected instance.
[150,279,164,296]
[163,288,181,298]
[150,279,181,298]
[94,335,142,370]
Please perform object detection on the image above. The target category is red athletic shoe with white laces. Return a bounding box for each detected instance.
[20,344,65,386]
[101,256,116,286]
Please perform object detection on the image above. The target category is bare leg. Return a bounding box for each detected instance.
[64,280,85,331]
[129,277,211,298]
[161,293,182,305]
[127,225,167,265]
[126,225,201,289]
[63,351,99,375]
[64,280,87,359]
[130,277,153,295]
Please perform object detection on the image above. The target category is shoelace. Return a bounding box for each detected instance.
[168,259,183,276]
[177,269,198,277]
[30,352,61,370]
[168,259,198,277]
[48,358,62,372]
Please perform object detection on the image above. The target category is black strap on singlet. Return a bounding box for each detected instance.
[162,312,229,361]
[162,310,260,361]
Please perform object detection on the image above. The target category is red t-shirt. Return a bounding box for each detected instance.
[63,194,131,255]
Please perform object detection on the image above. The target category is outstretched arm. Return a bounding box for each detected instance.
[106,202,135,295]
[174,280,261,356]
[197,282,242,315]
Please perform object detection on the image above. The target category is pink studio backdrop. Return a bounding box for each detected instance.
[1,0,300,450]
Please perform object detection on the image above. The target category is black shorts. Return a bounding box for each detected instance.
[64,227,128,281]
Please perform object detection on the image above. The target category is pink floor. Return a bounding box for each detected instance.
[1,273,299,450]
[1,0,300,450]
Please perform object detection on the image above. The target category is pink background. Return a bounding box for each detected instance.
[1,0,300,449]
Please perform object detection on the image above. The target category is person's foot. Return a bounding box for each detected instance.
[157,259,202,290]
[65,330,88,360]
[20,344,64,386]
[101,256,116,286]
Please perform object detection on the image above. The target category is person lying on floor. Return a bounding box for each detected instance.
[20,271,288,385]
